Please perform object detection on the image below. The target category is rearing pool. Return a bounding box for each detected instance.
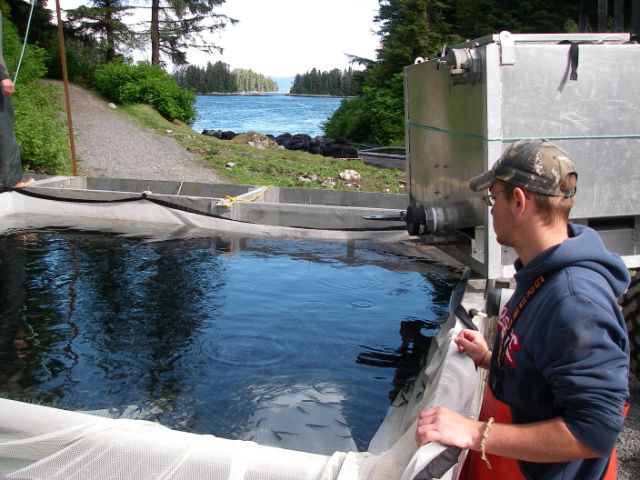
[0,228,457,454]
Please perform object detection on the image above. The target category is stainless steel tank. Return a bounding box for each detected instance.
[404,32,640,278]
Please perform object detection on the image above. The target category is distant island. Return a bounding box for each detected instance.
[174,62,278,94]
[174,63,362,97]
[289,68,362,97]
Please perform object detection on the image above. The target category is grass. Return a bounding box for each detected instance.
[120,104,408,194]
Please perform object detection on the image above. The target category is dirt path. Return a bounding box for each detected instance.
[47,80,220,183]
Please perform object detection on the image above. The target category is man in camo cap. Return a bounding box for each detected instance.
[416,139,630,480]
[468,139,577,198]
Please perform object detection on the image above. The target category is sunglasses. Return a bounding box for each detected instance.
[482,187,514,206]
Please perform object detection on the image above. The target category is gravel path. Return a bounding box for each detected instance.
[48,80,220,183]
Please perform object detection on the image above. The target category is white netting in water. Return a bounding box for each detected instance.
[0,309,482,480]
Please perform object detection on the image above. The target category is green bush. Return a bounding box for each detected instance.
[47,38,107,83]
[2,10,69,174]
[365,73,405,146]
[323,96,372,142]
[1,10,48,84]
[323,74,405,146]
[14,84,71,175]
[93,62,197,124]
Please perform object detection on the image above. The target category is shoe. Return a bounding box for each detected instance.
[12,177,35,189]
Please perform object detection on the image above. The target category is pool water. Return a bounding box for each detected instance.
[0,229,457,452]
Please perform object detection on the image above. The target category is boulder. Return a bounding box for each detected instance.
[203,130,358,158]
[202,129,238,140]
[287,134,312,152]
[339,169,361,182]
[274,133,293,148]
[231,132,281,150]
[321,142,357,158]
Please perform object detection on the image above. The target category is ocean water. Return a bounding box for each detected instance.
[0,228,457,452]
[192,94,344,137]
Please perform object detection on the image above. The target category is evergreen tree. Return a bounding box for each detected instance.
[325,0,640,145]
[368,0,450,89]
[174,63,276,93]
[144,0,236,66]
[231,68,277,93]
[66,0,134,61]
[289,67,362,96]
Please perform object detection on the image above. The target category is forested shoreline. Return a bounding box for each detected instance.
[289,68,362,97]
[174,62,278,93]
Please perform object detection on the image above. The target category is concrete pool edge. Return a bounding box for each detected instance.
[1,177,409,238]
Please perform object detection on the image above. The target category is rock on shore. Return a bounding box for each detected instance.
[202,130,358,158]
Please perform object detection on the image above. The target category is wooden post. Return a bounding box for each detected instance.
[55,0,78,176]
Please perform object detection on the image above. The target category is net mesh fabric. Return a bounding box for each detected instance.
[0,316,482,480]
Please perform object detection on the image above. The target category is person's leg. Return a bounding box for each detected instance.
[0,94,30,189]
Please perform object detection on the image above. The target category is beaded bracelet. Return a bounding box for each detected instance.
[480,416,495,469]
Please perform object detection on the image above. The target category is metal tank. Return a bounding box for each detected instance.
[403,32,640,279]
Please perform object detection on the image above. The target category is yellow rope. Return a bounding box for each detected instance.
[220,186,271,208]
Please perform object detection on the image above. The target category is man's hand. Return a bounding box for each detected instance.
[455,329,491,368]
[2,78,15,96]
[415,406,482,450]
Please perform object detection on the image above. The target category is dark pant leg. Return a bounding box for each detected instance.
[0,94,23,188]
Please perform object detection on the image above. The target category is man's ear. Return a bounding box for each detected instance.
[512,187,528,214]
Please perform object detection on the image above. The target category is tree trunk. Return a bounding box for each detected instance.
[105,9,116,61]
[598,0,608,31]
[614,0,624,32]
[151,0,160,65]
[632,0,640,34]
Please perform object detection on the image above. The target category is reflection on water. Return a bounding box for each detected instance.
[0,228,457,452]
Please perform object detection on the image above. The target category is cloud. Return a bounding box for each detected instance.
[188,0,380,77]
[55,0,380,77]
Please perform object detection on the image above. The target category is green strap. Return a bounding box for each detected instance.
[408,122,640,142]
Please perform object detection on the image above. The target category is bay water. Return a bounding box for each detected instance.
[192,93,344,137]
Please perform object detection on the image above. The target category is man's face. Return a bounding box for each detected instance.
[489,181,517,247]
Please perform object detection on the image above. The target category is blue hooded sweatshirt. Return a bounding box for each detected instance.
[489,223,630,479]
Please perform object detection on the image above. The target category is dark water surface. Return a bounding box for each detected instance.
[0,229,456,450]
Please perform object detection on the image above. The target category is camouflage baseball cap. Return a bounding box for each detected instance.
[469,139,577,197]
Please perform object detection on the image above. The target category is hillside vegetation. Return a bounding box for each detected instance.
[120,103,407,193]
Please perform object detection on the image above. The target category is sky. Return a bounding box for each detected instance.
[54,0,381,80]
[190,0,381,78]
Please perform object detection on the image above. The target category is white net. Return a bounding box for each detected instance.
[0,310,482,480]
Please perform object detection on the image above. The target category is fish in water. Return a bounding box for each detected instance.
[334,418,349,428]
[271,428,298,441]
[305,423,329,430]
